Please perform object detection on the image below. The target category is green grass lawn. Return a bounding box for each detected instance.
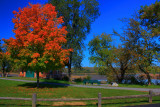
[117,83,160,89]
[5,77,71,84]
[5,77,160,89]
[0,79,160,107]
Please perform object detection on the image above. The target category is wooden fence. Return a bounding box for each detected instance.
[0,90,160,107]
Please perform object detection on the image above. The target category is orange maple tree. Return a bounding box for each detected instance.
[3,3,72,87]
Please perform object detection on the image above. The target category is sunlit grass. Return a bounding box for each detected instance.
[5,77,71,84]
[118,83,160,89]
[0,79,160,106]
[4,77,160,89]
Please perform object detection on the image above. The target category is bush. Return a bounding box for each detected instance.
[74,78,83,82]
[74,78,82,82]
[123,75,146,85]
[123,75,139,84]
[86,76,91,80]
[137,75,146,85]
[107,75,117,83]
[62,75,69,81]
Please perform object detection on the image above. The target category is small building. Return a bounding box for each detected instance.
[19,70,62,79]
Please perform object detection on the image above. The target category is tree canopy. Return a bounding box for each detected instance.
[119,17,157,85]
[88,1,160,84]
[3,3,72,87]
[88,33,133,83]
[139,1,160,36]
[0,40,12,77]
[49,0,100,80]
[0,40,2,56]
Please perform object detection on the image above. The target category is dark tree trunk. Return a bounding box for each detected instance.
[118,70,125,83]
[2,66,5,77]
[118,61,128,83]
[120,66,128,83]
[68,63,71,81]
[110,65,120,82]
[146,72,151,85]
[68,52,72,82]
[1,72,4,77]
[36,72,39,88]
[5,72,8,77]
[111,64,127,84]
[139,65,151,85]
[117,79,121,83]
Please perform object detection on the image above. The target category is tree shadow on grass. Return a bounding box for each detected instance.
[0,104,31,107]
[18,82,69,88]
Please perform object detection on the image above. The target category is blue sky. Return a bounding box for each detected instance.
[0,0,158,67]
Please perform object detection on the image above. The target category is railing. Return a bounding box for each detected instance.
[0,90,160,107]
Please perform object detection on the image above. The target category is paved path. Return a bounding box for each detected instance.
[0,78,160,93]
[70,84,160,93]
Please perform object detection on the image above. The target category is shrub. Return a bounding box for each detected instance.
[123,74,146,85]
[62,75,69,81]
[86,76,91,80]
[74,78,83,82]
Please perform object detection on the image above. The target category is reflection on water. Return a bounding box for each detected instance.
[146,79,160,85]
[122,79,160,85]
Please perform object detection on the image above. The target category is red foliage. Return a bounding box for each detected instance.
[4,3,72,71]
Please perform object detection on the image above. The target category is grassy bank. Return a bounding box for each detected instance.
[4,77,160,89]
[0,79,160,106]
[118,84,160,89]
[4,77,71,84]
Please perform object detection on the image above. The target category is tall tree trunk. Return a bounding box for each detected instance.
[68,63,71,82]
[139,65,151,85]
[118,70,125,83]
[5,72,8,77]
[68,52,72,82]
[1,72,4,77]
[2,66,5,77]
[119,65,128,83]
[36,71,39,88]
[110,65,120,82]
[118,61,128,83]
[146,72,151,85]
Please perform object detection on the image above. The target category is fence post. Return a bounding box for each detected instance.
[149,90,153,103]
[32,93,37,107]
[98,93,101,107]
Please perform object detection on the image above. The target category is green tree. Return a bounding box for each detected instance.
[0,40,2,55]
[88,33,132,83]
[138,1,160,85]
[120,16,158,85]
[49,0,100,81]
[0,40,2,76]
[139,1,160,36]
[0,41,12,77]
[0,40,2,51]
